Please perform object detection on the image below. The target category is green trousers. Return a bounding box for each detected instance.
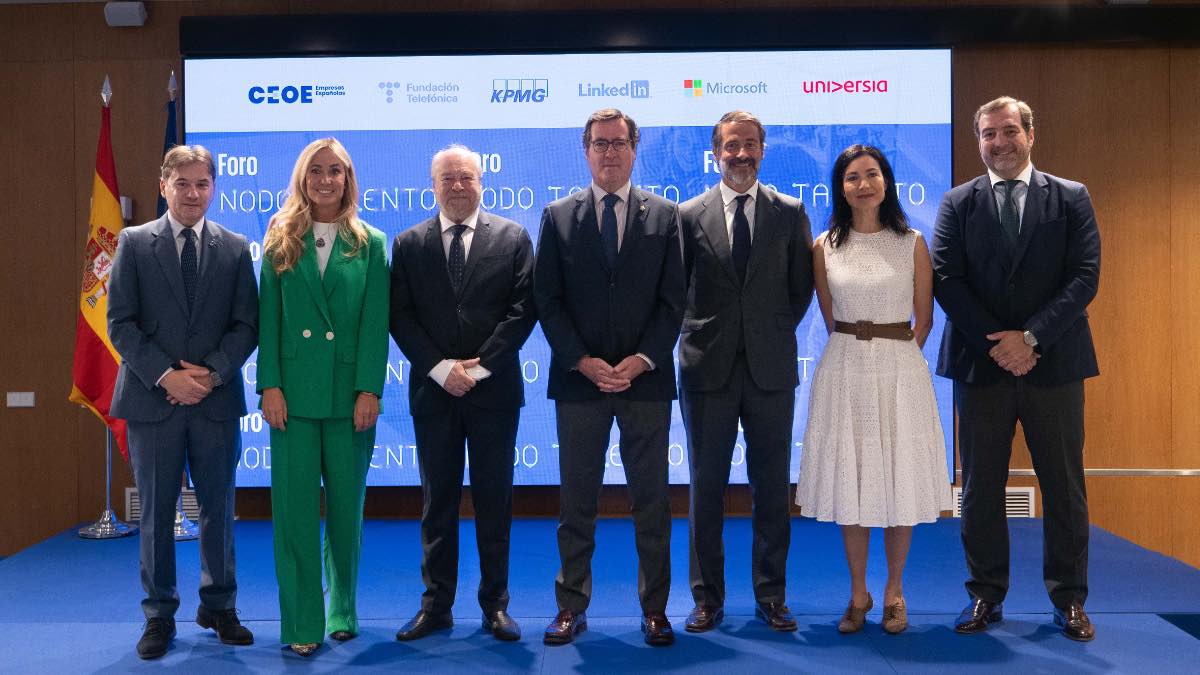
[270,416,373,644]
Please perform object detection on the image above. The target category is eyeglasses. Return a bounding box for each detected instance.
[590,138,632,153]
[438,174,477,186]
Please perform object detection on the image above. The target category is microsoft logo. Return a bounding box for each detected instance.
[683,79,703,98]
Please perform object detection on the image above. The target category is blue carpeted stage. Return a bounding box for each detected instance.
[2,518,1199,672]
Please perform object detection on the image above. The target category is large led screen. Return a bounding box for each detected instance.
[183,49,953,487]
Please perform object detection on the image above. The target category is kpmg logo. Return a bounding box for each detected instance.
[248,84,346,104]
[802,79,889,94]
[577,80,650,99]
[683,78,768,98]
[491,78,549,103]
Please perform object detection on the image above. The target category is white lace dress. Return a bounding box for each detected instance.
[796,228,952,527]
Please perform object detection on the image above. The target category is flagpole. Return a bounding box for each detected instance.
[78,76,136,540]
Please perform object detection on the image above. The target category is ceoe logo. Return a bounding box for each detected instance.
[248,85,314,104]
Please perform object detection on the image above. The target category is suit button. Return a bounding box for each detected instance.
[457,306,463,313]
[302,329,312,338]
[325,331,335,341]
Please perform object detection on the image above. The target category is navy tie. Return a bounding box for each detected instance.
[180,227,198,309]
[600,193,620,269]
[448,223,467,293]
[998,180,1021,247]
[731,194,751,285]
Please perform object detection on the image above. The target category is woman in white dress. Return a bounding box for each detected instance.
[796,144,951,635]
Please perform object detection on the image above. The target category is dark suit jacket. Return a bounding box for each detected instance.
[533,186,685,402]
[108,215,259,422]
[389,211,537,415]
[678,184,814,392]
[931,168,1101,385]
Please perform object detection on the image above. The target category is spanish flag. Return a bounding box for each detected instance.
[69,94,128,459]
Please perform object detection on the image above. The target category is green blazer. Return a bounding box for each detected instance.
[257,223,390,419]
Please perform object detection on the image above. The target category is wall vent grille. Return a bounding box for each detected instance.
[952,486,1036,518]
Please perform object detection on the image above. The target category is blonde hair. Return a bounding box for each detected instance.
[263,138,368,273]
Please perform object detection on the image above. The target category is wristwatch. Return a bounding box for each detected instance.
[1022,330,1039,348]
[208,368,224,387]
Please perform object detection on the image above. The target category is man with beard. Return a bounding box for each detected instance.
[677,110,813,633]
[390,144,537,642]
[932,96,1100,641]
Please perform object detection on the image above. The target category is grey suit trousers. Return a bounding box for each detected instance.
[554,397,672,615]
[128,405,241,619]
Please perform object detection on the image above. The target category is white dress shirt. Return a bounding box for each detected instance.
[987,162,1034,232]
[428,208,492,387]
[591,181,632,251]
[719,180,760,248]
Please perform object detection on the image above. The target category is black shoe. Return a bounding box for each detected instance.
[196,606,254,645]
[330,630,356,642]
[756,602,798,632]
[482,610,521,641]
[954,598,1003,634]
[641,613,675,646]
[1053,603,1095,642]
[395,610,453,641]
[137,617,176,660]
[543,610,587,645]
[685,605,724,633]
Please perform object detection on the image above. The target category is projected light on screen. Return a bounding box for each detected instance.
[183,49,953,487]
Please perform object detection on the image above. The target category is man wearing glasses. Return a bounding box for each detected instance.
[534,108,685,646]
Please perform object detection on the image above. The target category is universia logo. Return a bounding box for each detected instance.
[802,79,888,94]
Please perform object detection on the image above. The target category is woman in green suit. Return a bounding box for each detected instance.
[258,138,389,656]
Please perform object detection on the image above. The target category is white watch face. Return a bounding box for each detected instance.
[1023,332,1037,346]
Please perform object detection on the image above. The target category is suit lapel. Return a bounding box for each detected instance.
[323,228,348,298]
[151,216,190,317]
[458,212,491,295]
[696,186,739,287]
[188,222,221,323]
[972,176,1012,269]
[614,188,648,271]
[574,189,607,271]
[1008,169,1047,275]
[744,186,776,285]
[298,229,333,327]
[423,217,457,299]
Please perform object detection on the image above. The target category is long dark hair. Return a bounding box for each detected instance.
[827,144,909,248]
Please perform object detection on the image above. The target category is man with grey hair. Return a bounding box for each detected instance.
[108,145,259,658]
[932,96,1100,641]
[389,144,536,642]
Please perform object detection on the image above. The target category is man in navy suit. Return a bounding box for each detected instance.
[678,111,813,633]
[931,97,1100,641]
[535,109,685,647]
[108,145,259,658]
[390,145,536,643]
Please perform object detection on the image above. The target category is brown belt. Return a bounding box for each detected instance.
[833,320,914,341]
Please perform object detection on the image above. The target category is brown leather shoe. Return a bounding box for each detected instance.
[685,605,724,633]
[641,613,675,646]
[1053,603,1095,642]
[954,598,1003,634]
[882,598,908,634]
[543,609,587,645]
[756,602,798,632]
[838,594,873,633]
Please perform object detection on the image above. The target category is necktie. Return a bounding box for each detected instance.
[998,180,1021,246]
[448,223,467,293]
[731,194,751,285]
[180,227,198,309]
[600,193,620,269]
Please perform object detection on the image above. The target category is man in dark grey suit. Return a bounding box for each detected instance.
[678,111,814,633]
[535,109,685,647]
[108,145,259,659]
[932,96,1101,641]
[390,144,536,643]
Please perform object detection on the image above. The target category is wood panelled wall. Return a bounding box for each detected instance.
[1,2,1197,568]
